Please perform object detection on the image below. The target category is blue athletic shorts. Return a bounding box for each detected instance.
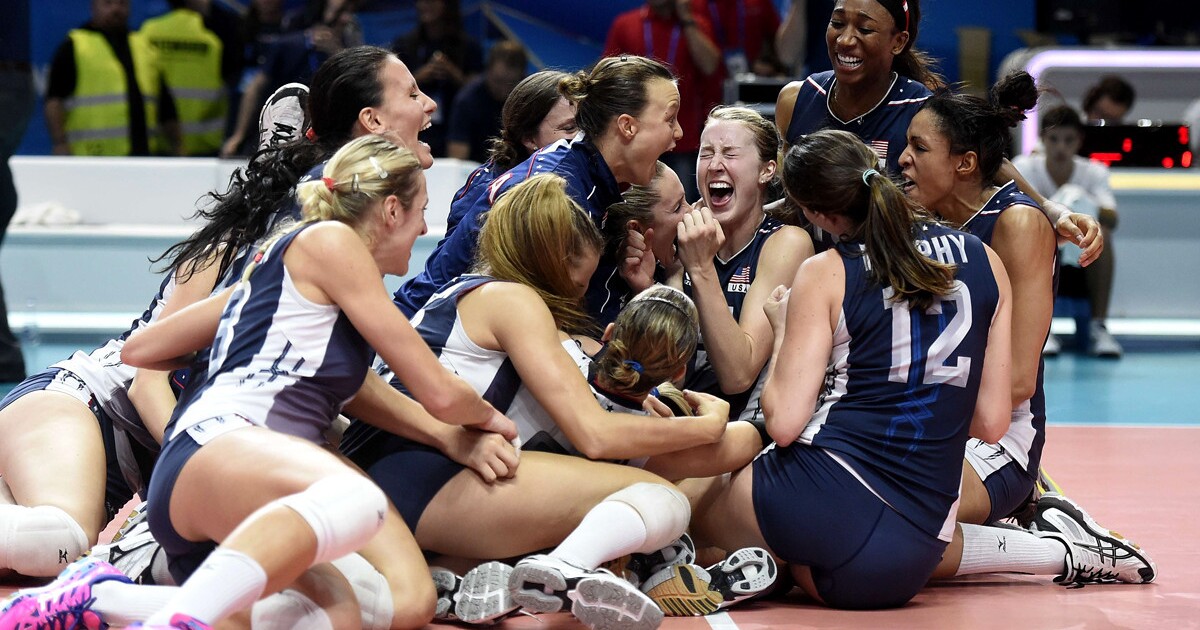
[146,430,216,584]
[342,424,465,533]
[0,368,155,523]
[752,443,947,609]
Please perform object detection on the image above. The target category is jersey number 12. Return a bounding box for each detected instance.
[884,281,972,388]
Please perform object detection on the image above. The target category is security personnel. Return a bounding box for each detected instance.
[140,0,228,156]
[45,0,181,156]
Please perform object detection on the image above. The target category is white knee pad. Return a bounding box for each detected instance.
[604,483,691,552]
[251,589,333,630]
[276,474,387,566]
[331,553,395,630]
[0,504,89,576]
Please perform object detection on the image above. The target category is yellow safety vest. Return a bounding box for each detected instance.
[139,9,227,156]
[66,29,164,156]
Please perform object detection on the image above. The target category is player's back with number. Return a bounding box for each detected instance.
[807,222,1000,538]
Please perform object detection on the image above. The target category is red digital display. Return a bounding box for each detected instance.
[1079,124,1193,168]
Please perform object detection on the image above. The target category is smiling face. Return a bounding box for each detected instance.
[566,241,601,299]
[898,108,958,212]
[375,173,429,277]
[624,78,683,186]
[372,57,437,168]
[826,0,909,90]
[698,120,774,225]
[644,167,689,266]
[526,97,578,152]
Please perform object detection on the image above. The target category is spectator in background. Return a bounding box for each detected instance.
[140,0,238,156]
[1013,106,1122,358]
[0,0,32,382]
[697,0,788,78]
[605,0,722,200]
[221,0,360,157]
[447,40,528,163]
[44,0,182,156]
[1082,75,1135,124]
[392,0,483,158]
[775,0,835,75]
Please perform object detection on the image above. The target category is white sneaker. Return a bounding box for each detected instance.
[257,82,310,151]
[1042,334,1061,356]
[1089,322,1123,358]
[432,561,519,624]
[508,554,662,629]
[643,547,778,616]
[1031,493,1155,584]
[86,504,173,586]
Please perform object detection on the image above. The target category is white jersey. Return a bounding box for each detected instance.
[1011,154,1117,211]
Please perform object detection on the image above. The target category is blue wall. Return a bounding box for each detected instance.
[16,0,1035,155]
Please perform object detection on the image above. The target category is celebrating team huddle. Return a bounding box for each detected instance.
[0,1,1157,629]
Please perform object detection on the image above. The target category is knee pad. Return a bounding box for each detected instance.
[331,553,395,630]
[604,483,690,552]
[276,474,387,566]
[0,504,89,576]
[251,589,332,630]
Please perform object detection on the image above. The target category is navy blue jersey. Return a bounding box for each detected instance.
[167,224,371,446]
[396,136,629,325]
[785,71,930,176]
[394,159,499,316]
[794,222,999,541]
[681,215,784,419]
[959,180,1056,477]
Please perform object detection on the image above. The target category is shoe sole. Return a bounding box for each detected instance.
[508,562,574,614]
[711,547,778,598]
[571,576,664,630]
[1037,496,1156,583]
[643,565,724,617]
[431,568,461,620]
[456,561,518,624]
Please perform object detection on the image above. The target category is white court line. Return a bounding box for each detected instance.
[705,612,741,629]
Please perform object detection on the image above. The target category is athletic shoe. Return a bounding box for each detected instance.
[87,517,171,586]
[508,554,662,630]
[0,556,131,629]
[433,562,518,625]
[110,501,148,544]
[1089,322,1123,358]
[1042,334,1061,356]
[128,613,212,629]
[1031,493,1156,584]
[257,83,310,151]
[643,547,778,616]
[600,534,695,589]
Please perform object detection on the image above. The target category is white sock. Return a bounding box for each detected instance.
[550,500,649,570]
[92,582,177,625]
[145,548,268,626]
[956,523,1066,576]
[0,504,89,576]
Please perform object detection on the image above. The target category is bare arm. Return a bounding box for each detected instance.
[45,98,70,155]
[1000,159,1103,266]
[121,287,234,371]
[128,252,228,443]
[761,252,840,445]
[776,0,808,72]
[465,281,728,460]
[679,211,812,392]
[774,81,803,152]
[971,245,1014,443]
[642,419,763,481]
[990,206,1056,406]
[677,0,721,76]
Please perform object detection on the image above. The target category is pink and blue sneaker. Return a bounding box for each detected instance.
[0,556,132,629]
[128,614,212,630]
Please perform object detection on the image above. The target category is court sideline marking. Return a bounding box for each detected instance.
[705,612,740,629]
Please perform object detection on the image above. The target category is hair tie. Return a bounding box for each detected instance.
[322,176,336,191]
[305,128,318,142]
[351,173,360,193]
[861,168,879,186]
[623,360,643,375]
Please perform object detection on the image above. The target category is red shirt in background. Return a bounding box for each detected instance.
[604,6,720,153]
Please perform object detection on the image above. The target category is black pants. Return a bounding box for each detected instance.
[0,68,34,381]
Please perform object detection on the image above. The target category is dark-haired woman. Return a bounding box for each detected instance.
[774,0,1102,260]
[901,74,1156,586]
[683,128,1014,610]
[403,54,684,326]
[395,69,578,316]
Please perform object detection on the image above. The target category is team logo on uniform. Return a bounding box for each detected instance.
[727,266,751,293]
